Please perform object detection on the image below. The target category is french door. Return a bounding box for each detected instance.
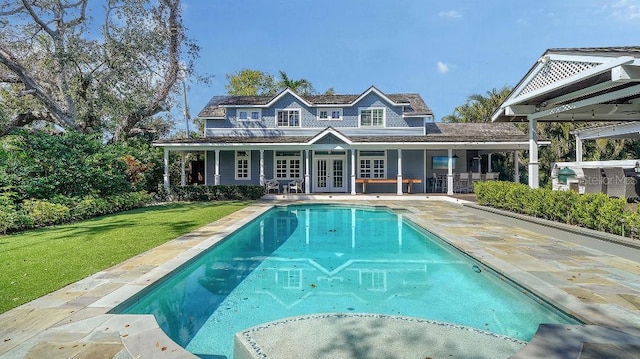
[313,152,346,192]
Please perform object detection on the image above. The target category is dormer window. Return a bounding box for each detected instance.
[276,109,300,127]
[318,108,342,121]
[359,108,385,127]
[237,109,261,121]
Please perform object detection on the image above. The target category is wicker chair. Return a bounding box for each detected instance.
[264,179,280,193]
[288,179,304,193]
[603,167,639,200]
[580,168,605,194]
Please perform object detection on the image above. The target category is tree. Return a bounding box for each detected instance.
[0,0,198,142]
[277,70,315,96]
[225,69,318,96]
[225,69,277,96]
[442,86,512,123]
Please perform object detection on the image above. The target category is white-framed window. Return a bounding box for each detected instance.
[359,107,385,127]
[318,108,343,121]
[358,150,386,178]
[237,109,261,121]
[274,151,302,180]
[276,109,301,127]
[235,150,251,180]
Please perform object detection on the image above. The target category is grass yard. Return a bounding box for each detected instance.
[0,201,250,314]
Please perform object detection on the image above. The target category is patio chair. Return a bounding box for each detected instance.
[603,167,639,200]
[485,172,498,181]
[264,179,280,193]
[580,168,605,194]
[288,178,304,193]
[455,172,470,193]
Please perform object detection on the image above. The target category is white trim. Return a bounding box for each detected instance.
[352,86,409,107]
[235,150,251,180]
[266,88,313,107]
[317,108,343,121]
[357,150,387,179]
[275,108,302,127]
[273,150,303,180]
[503,56,634,109]
[307,127,354,145]
[236,108,262,121]
[358,107,386,127]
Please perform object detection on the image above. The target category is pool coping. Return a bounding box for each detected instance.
[1,197,639,358]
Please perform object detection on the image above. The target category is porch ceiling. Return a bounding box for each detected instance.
[493,47,640,123]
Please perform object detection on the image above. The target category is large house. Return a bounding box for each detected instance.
[155,86,532,195]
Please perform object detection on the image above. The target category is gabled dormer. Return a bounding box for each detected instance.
[199,86,432,138]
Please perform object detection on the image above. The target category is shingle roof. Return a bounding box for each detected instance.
[544,46,640,58]
[197,89,432,117]
[155,122,528,145]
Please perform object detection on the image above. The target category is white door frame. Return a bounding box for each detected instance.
[312,151,347,192]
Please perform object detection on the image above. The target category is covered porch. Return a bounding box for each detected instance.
[156,125,532,196]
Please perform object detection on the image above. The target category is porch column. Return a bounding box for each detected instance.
[447,148,454,195]
[350,149,356,195]
[528,116,539,188]
[423,149,427,193]
[576,134,583,163]
[214,150,220,185]
[514,150,520,183]
[304,149,310,194]
[163,148,170,192]
[487,153,492,173]
[397,149,403,195]
[180,152,186,186]
[259,150,265,186]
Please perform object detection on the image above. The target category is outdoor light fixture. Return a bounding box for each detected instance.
[453,154,459,159]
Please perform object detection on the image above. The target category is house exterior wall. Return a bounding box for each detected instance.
[204,92,423,137]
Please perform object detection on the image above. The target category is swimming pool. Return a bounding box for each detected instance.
[115,204,578,358]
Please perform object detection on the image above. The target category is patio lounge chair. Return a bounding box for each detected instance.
[580,168,605,194]
[265,179,280,193]
[603,167,639,200]
[288,179,304,193]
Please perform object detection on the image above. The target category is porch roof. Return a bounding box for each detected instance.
[492,46,640,123]
[155,123,538,150]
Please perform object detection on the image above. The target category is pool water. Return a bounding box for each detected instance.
[117,205,578,358]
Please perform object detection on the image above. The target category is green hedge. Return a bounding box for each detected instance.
[166,185,265,201]
[475,181,640,238]
[0,191,154,234]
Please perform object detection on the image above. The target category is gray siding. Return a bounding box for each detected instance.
[204,92,422,136]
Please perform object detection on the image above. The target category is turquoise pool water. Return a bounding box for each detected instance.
[117,204,578,358]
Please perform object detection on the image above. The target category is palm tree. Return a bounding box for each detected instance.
[442,86,512,123]
[277,71,316,96]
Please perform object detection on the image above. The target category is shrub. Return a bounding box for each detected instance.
[167,185,264,201]
[21,199,70,227]
[475,180,640,238]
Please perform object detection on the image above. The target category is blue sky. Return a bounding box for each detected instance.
[179,0,640,127]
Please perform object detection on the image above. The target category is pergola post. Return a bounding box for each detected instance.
[528,116,539,188]
[447,148,454,195]
[576,134,583,163]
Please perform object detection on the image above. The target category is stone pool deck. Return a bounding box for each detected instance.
[1,195,640,358]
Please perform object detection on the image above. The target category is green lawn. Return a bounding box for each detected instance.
[0,201,250,314]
